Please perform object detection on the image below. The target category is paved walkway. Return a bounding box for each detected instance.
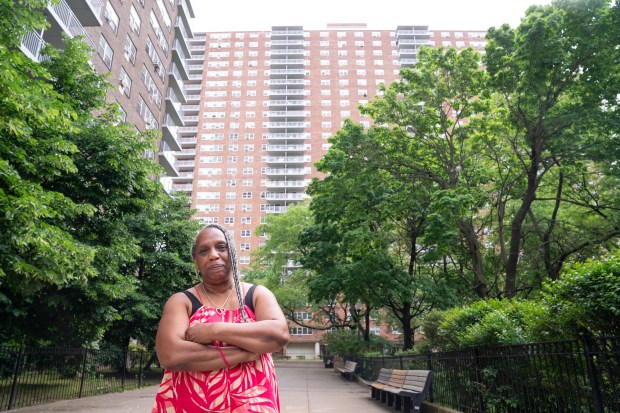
[11,361,389,413]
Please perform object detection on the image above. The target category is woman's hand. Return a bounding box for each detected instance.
[185,323,215,344]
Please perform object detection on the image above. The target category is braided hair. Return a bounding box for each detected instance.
[191,223,248,323]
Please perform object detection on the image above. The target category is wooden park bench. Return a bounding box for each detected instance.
[370,368,393,399]
[336,360,357,381]
[370,369,433,413]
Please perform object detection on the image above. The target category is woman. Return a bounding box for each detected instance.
[152,224,290,412]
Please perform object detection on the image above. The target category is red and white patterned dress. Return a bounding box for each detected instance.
[152,303,280,413]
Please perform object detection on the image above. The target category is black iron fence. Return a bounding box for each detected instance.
[344,335,619,413]
[0,346,163,411]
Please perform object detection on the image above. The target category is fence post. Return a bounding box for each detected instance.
[474,348,485,413]
[582,335,604,413]
[138,351,144,388]
[121,349,128,390]
[8,346,25,410]
[78,349,88,399]
[426,352,433,403]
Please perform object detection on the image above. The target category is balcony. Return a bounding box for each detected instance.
[268,111,308,118]
[266,144,310,152]
[177,159,195,172]
[265,180,309,189]
[269,89,309,97]
[176,0,195,31]
[264,155,310,164]
[169,64,188,104]
[20,31,47,62]
[271,39,304,48]
[264,205,289,214]
[172,183,193,193]
[158,150,179,177]
[268,122,310,130]
[165,94,185,126]
[179,126,198,136]
[179,136,197,147]
[269,68,305,77]
[270,59,305,66]
[65,0,103,27]
[172,40,189,80]
[396,29,432,37]
[270,49,304,56]
[266,167,311,177]
[268,100,309,108]
[271,29,304,37]
[267,133,310,140]
[161,114,182,151]
[42,0,96,51]
[265,192,308,202]
[397,39,434,47]
[269,79,305,88]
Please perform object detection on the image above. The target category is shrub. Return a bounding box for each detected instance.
[543,253,620,336]
[322,330,392,356]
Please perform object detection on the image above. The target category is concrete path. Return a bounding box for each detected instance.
[11,361,389,413]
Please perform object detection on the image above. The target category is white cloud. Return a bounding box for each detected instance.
[189,0,553,33]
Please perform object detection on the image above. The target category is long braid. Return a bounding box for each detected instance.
[192,223,248,323]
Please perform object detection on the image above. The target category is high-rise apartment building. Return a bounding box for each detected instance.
[19,0,196,183]
[179,25,487,269]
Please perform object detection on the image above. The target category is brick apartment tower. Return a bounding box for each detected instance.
[180,25,487,268]
[175,25,486,357]
[19,0,196,184]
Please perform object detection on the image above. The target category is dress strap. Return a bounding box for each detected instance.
[244,284,257,313]
[182,290,203,317]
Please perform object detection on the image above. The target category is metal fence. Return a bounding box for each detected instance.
[345,335,619,413]
[0,346,163,411]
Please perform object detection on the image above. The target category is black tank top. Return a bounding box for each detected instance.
[182,284,257,317]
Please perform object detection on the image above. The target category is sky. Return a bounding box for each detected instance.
[189,0,554,33]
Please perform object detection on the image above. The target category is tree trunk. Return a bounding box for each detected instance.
[401,302,414,350]
[458,219,488,298]
[505,134,542,297]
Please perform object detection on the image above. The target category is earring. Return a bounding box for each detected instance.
[195,269,201,283]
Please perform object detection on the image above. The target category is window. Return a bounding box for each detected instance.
[224,217,234,224]
[370,326,381,335]
[294,311,313,320]
[150,11,168,56]
[104,2,119,33]
[225,204,235,212]
[118,67,131,97]
[98,35,113,68]
[240,230,251,237]
[129,6,141,34]
[140,65,162,108]
[124,35,136,64]
[239,243,250,251]
[290,327,313,335]
[155,0,172,31]
[241,217,252,224]
[225,192,236,200]
[242,192,252,199]
[242,204,252,212]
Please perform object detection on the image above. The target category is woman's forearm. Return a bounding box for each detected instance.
[186,320,290,354]
[157,340,255,371]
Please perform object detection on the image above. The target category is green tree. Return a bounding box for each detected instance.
[361,47,493,298]
[0,3,96,329]
[484,0,620,296]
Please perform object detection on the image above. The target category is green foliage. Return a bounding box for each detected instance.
[543,253,620,336]
[322,330,393,356]
[0,9,199,348]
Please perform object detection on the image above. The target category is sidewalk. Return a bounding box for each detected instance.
[11,360,388,413]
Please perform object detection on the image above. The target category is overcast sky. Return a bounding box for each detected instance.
[189,0,553,33]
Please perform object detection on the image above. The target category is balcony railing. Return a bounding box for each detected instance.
[49,0,95,50]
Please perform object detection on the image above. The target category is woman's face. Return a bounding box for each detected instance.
[194,228,231,282]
